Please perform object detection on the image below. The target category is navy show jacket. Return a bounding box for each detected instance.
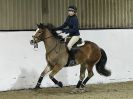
[56,15,80,36]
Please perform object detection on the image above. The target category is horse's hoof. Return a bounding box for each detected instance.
[70,88,86,94]
[70,88,79,94]
[79,87,86,93]
[81,83,85,88]
[34,85,41,90]
[58,81,63,88]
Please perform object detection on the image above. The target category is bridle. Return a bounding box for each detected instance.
[35,30,62,40]
[32,31,62,55]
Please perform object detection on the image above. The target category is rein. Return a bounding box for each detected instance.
[46,39,59,55]
[33,30,62,54]
[43,35,54,39]
[43,32,62,55]
[43,32,62,40]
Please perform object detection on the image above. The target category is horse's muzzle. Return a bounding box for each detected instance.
[30,40,34,45]
[30,40,38,48]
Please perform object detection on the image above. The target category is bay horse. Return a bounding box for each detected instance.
[30,23,111,93]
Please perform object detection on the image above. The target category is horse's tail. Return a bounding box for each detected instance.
[96,48,111,77]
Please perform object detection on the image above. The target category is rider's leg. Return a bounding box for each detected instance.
[67,36,80,51]
[67,36,80,65]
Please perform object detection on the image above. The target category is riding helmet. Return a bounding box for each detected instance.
[68,5,77,12]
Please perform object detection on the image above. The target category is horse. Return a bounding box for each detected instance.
[30,23,111,93]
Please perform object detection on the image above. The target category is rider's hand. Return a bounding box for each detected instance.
[52,28,57,31]
[62,29,68,34]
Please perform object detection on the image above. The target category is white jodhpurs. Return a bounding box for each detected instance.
[67,36,80,50]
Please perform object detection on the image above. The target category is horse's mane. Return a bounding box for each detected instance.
[37,23,64,41]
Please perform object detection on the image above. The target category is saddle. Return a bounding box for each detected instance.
[64,36,83,67]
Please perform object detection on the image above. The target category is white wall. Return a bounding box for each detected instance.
[0,29,133,91]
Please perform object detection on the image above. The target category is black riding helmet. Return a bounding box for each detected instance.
[68,5,77,12]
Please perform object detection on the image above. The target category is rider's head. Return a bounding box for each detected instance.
[68,5,77,16]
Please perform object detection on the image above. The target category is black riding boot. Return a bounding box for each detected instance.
[68,49,76,66]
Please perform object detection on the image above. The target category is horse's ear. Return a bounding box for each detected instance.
[37,24,39,28]
[47,23,54,29]
[37,23,44,29]
[39,23,43,25]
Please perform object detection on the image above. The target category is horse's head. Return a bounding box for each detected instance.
[30,23,45,45]
[30,23,50,48]
[30,23,64,48]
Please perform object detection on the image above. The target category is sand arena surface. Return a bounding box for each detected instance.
[0,81,133,99]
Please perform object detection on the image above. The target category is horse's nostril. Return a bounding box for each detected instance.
[32,35,35,38]
[30,40,34,45]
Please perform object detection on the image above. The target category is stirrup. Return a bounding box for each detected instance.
[68,59,76,66]
[65,51,76,66]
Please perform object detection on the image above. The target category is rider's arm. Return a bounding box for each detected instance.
[63,17,79,34]
[55,17,68,30]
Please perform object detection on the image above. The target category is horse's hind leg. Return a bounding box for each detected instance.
[71,64,86,93]
[49,65,63,88]
[35,65,51,89]
[76,64,86,88]
[81,63,94,88]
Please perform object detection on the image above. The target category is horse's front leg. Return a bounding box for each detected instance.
[49,64,63,88]
[35,65,51,89]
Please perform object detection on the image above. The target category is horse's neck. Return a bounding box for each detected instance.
[44,38,57,49]
[43,31,59,53]
[42,29,66,54]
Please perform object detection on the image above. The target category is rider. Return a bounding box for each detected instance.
[55,5,80,65]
